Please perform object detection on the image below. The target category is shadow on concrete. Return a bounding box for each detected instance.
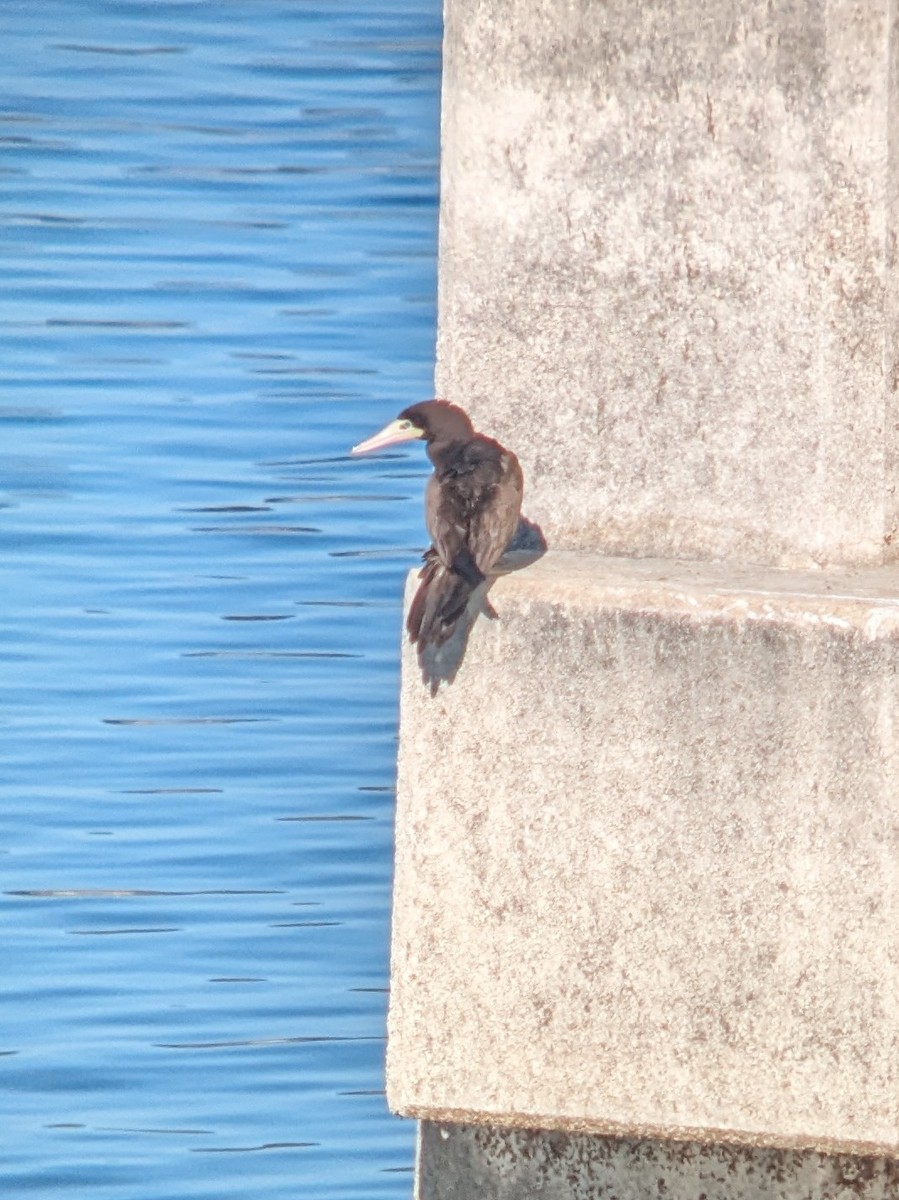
[416,516,546,696]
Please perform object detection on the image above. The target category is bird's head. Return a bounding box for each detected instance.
[351,400,474,455]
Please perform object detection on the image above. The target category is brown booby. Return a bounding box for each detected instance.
[351,400,523,650]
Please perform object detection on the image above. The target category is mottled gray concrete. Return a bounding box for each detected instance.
[393,2,899,1194]
[435,0,899,568]
[388,553,899,1154]
[417,1122,899,1200]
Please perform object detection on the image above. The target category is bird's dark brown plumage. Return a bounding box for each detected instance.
[351,399,523,650]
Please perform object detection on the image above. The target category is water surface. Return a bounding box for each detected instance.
[1,3,440,1195]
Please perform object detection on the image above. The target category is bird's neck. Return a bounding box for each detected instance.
[426,437,468,466]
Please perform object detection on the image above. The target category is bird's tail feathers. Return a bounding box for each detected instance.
[407,558,477,648]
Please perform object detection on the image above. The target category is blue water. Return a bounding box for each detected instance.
[0,3,440,1195]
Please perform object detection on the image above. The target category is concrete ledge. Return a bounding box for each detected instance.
[388,552,899,1154]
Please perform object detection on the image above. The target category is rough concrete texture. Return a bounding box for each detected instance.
[435,0,899,567]
[387,553,899,1154]
[417,1122,899,1200]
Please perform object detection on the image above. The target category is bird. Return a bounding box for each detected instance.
[351,399,523,652]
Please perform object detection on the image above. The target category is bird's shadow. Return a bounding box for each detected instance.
[415,516,547,696]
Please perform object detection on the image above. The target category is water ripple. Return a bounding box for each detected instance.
[1,1,438,1195]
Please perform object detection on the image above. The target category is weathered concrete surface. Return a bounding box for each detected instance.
[417,1122,899,1200]
[435,0,899,568]
[403,2,899,1191]
[387,553,899,1154]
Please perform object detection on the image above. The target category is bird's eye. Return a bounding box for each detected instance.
[400,420,412,430]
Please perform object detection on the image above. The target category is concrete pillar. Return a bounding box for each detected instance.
[417,1122,899,1200]
[387,1,899,1196]
[436,0,899,569]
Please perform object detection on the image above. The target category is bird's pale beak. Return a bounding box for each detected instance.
[351,419,422,456]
